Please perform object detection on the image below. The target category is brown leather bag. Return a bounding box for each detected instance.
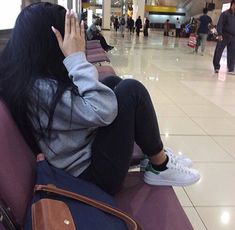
[32,184,142,230]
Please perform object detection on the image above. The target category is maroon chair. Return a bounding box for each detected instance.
[86,53,110,64]
[0,101,193,230]
[96,65,117,81]
[0,101,36,227]
[86,40,102,50]
[86,47,106,56]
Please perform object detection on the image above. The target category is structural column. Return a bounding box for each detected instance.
[102,0,111,30]
[132,0,145,21]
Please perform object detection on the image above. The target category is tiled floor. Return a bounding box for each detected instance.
[103,30,235,230]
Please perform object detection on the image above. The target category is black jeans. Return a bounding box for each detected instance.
[213,39,235,71]
[176,29,181,38]
[92,34,110,51]
[80,76,163,194]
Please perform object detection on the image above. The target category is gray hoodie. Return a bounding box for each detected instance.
[32,52,118,176]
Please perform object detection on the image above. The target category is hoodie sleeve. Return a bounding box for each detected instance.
[58,52,118,128]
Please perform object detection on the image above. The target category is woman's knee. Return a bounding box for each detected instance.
[101,76,122,90]
[116,79,148,95]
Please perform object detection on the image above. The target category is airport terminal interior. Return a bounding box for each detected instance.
[0,0,235,229]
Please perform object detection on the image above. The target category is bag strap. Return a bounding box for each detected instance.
[35,184,142,230]
[0,199,20,230]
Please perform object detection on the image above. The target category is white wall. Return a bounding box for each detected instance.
[148,14,185,24]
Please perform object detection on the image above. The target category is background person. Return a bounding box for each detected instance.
[143,17,150,37]
[135,16,142,36]
[114,16,119,32]
[195,8,212,55]
[164,19,170,36]
[213,0,235,74]
[119,15,126,37]
[175,18,181,37]
[127,16,135,34]
[86,19,114,51]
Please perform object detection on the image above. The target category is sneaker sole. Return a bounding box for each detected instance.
[144,171,200,186]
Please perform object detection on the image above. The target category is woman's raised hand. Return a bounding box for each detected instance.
[52,10,85,57]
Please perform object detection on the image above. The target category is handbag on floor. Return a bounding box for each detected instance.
[188,33,197,48]
[24,154,142,230]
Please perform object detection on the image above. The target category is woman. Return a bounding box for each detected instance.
[0,2,199,195]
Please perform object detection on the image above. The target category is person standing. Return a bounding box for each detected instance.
[175,18,181,37]
[135,16,142,36]
[114,16,119,32]
[127,16,135,34]
[144,17,150,37]
[213,0,235,74]
[164,19,170,36]
[195,8,212,55]
[119,15,126,37]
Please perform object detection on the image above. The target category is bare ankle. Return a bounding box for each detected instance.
[150,149,167,165]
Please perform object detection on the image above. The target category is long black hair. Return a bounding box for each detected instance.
[0,2,74,154]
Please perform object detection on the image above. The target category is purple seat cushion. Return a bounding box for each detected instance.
[96,65,117,81]
[86,41,102,50]
[86,53,110,63]
[115,172,193,230]
[86,48,105,55]
[87,40,100,44]
[0,101,36,226]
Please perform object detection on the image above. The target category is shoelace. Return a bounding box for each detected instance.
[169,158,193,174]
[164,148,183,161]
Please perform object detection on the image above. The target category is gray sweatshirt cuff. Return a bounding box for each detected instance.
[63,52,87,72]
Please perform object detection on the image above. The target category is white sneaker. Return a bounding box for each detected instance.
[144,157,200,186]
[164,147,193,168]
[140,148,192,171]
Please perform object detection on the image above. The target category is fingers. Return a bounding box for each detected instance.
[51,26,63,48]
[80,21,85,39]
[65,10,71,36]
[70,11,76,34]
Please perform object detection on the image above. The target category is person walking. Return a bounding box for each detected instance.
[135,16,142,36]
[119,15,126,38]
[195,8,212,55]
[213,0,235,74]
[128,16,135,35]
[114,16,119,32]
[143,17,150,37]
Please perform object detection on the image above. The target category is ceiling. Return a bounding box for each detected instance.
[157,0,193,7]
[110,0,194,8]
